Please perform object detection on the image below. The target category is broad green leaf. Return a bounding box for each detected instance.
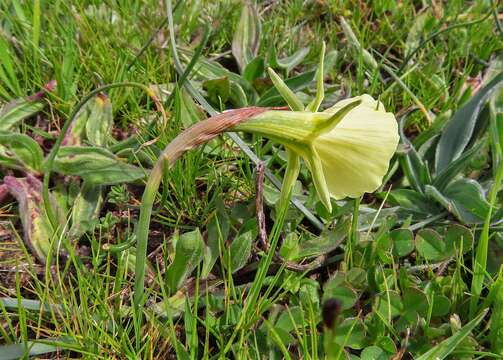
[390,228,414,257]
[436,72,503,172]
[425,181,491,224]
[415,309,488,360]
[442,179,491,223]
[175,88,206,127]
[403,287,429,317]
[375,290,403,320]
[85,94,113,147]
[444,224,473,255]
[0,131,44,172]
[334,317,366,350]
[279,232,300,260]
[323,282,358,311]
[52,146,145,185]
[3,175,59,263]
[225,230,254,273]
[232,2,260,72]
[62,97,92,146]
[345,268,367,290]
[296,218,349,259]
[229,81,248,107]
[361,346,387,360]
[0,337,76,360]
[416,228,451,261]
[431,295,451,317]
[69,182,103,239]
[386,189,438,215]
[166,228,204,291]
[275,306,305,333]
[0,97,44,131]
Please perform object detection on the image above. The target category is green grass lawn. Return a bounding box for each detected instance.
[1,0,503,358]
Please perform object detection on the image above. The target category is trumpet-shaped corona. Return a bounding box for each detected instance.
[235,95,399,212]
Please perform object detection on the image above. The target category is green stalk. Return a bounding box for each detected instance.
[470,162,503,316]
[132,108,267,340]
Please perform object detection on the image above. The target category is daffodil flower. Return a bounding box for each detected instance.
[234,43,399,212]
[235,95,398,212]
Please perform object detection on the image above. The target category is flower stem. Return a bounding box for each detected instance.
[133,108,267,337]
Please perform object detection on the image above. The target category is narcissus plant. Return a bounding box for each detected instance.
[134,42,400,313]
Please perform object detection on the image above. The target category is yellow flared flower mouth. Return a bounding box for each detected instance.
[315,94,399,200]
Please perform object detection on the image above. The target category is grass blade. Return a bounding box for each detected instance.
[416,309,488,360]
[470,159,503,316]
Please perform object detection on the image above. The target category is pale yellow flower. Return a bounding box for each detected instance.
[236,94,399,211]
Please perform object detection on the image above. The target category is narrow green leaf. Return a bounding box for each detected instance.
[433,142,484,191]
[166,229,204,291]
[470,160,503,316]
[232,2,260,72]
[398,117,431,193]
[306,42,325,112]
[436,72,503,171]
[0,37,21,97]
[415,309,488,360]
[267,67,304,111]
[339,16,378,71]
[0,339,71,360]
[225,230,254,273]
